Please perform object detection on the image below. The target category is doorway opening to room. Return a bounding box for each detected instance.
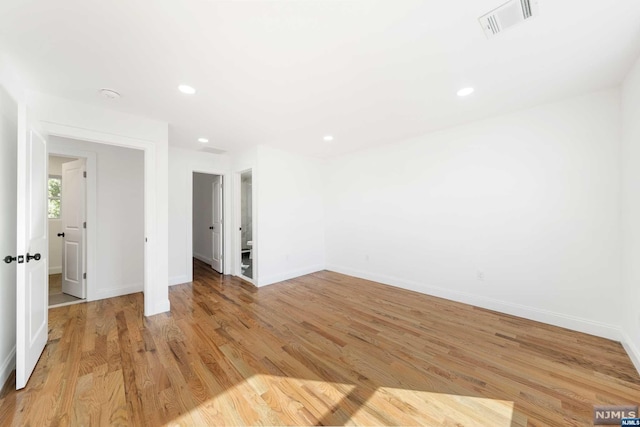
[47,137,146,308]
[192,172,224,274]
[16,120,153,390]
[47,154,87,307]
[238,169,253,282]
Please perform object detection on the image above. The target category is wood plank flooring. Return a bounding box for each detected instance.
[49,274,83,307]
[1,259,639,426]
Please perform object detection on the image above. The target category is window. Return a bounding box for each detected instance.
[48,176,61,219]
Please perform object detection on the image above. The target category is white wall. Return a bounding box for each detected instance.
[621,56,640,372]
[192,172,216,263]
[27,91,170,316]
[256,145,325,286]
[50,136,145,300]
[326,89,623,339]
[0,84,17,388]
[47,155,75,274]
[168,147,231,285]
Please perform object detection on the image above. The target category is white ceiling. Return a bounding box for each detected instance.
[1,0,640,157]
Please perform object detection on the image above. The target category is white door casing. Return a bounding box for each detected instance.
[61,158,86,299]
[16,106,48,389]
[211,176,223,273]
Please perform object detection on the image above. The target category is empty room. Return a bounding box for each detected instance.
[1,0,640,426]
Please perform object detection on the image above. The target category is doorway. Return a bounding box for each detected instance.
[239,170,253,281]
[192,172,224,274]
[14,108,161,390]
[47,154,87,307]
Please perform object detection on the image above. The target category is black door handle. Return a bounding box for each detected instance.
[4,255,24,264]
[57,232,65,237]
[209,226,214,230]
[26,253,41,263]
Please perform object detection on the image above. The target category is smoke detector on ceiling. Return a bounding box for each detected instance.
[479,0,539,39]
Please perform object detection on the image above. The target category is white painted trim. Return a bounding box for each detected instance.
[193,252,213,265]
[48,299,85,309]
[92,283,143,301]
[0,346,15,390]
[186,169,230,283]
[169,275,190,286]
[150,298,171,315]
[621,331,640,376]
[48,266,62,275]
[47,144,96,303]
[42,122,169,316]
[258,265,325,287]
[326,264,622,341]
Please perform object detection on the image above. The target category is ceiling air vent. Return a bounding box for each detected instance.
[479,0,539,39]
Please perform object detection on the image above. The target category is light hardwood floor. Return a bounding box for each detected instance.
[49,273,83,306]
[1,259,639,426]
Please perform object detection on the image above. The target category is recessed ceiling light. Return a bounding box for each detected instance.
[98,88,121,100]
[179,85,196,95]
[198,138,209,143]
[457,87,475,97]
[323,135,334,141]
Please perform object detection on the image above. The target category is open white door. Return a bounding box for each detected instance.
[16,106,48,389]
[211,175,223,273]
[61,158,86,299]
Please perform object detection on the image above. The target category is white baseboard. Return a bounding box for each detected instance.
[90,283,143,302]
[169,274,190,286]
[193,253,212,265]
[48,266,61,275]
[621,331,640,376]
[0,346,16,390]
[145,298,171,317]
[326,264,622,341]
[258,264,325,287]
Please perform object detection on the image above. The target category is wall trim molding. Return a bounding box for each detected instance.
[621,331,640,376]
[326,264,622,342]
[193,252,213,266]
[48,266,62,275]
[92,283,143,302]
[169,275,190,287]
[150,299,171,316]
[0,346,16,391]
[258,264,324,287]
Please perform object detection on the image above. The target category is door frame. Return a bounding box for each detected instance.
[184,168,230,283]
[235,168,257,284]
[41,122,161,316]
[48,146,95,301]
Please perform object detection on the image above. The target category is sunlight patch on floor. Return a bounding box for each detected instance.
[164,375,356,426]
[163,373,527,426]
[351,386,526,427]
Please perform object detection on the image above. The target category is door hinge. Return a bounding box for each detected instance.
[83,272,87,279]
[83,222,86,228]
[83,171,87,178]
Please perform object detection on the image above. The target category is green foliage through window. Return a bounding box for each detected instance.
[48,176,61,219]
